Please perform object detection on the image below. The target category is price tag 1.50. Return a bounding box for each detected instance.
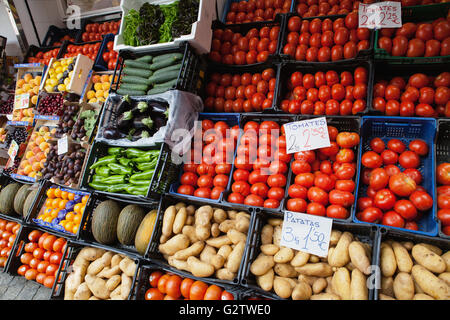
[283,117,330,154]
[359,1,402,29]
[280,211,333,258]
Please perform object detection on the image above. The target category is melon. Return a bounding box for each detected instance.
[14,184,31,215]
[0,183,22,216]
[117,204,146,246]
[23,188,38,218]
[91,200,121,245]
[134,209,158,256]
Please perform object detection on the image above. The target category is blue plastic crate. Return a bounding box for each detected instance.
[168,113,240,204]
[353,116,438,237]
[93,33,116,71]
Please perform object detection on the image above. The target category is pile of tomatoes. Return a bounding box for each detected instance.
[373,71,450,117]
[225,0,292,24]
[204,68,277,113]
[145,270,234,300]
[280,66,369,115]
[209,25,280,65]
[227,120,290,209]
[27,48,61,65]
[52,35,76,47]
[286,128,359,219]
[0,219,20,268]
[63,43,101,61]
[282,13,371,62]
[17,230,66,288]
[101,41,119,70]
[177,119,239,200]
[357,138,433,231]
[80,20,121,43]
[377,16,450,58]
[436,162,450,236]
[294,0,375,18]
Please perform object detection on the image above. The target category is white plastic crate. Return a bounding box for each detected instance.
[114,0,214,55]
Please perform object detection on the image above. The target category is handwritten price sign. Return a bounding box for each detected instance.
[57,135,68,155]
[283,117,330,154]
[14,93,30,110]
[7,140,19,162]
[359,1,402,29]
[280,211,333,257]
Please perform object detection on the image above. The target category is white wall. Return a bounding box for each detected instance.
[0,1,22,57]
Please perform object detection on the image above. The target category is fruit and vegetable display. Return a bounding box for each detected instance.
[87,146,160,196]
[226,120,290,209]
[203,67,277,112]
[175,119,238,200]
[248,219,373,300]
[43,57,76,93]
[143,269,235,300]
[26,48,60,65]
[357,138,433,232]
[158,202,250,281]
[294,0,375,18]
[286,126,360,219]
[373,71,450,117]
[283,14,371,62]
[63,246,137,300]
[279,66,369,115]
[17,230,67,288]
[377,13,450,58]
[80,20,121,43]
[437,162,450,236]
[36,93,64,117]
[225,0,292,24]
[13,72,42,123]
[378,238,449,300]
[209,25,280,65]
[0,219,20,268]
[63,43,101,61]
[115,52,184,96]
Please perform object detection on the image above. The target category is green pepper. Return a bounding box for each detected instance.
[106,184,130,193]
[107,163,133,175]
[130,169,154,181]
[89,182,109,191]
[119,157,134,167]
[125,185,149,196]
[100,175,127,185]
[107,147,124,156]
[92,174,105,183]
[136,162,156,171]
[129,178,151,186]
[95,166,110,177]
[125,148,147,158]
[89,155,117,170]
[133,151,160,163]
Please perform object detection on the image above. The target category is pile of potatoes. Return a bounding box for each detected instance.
[64,247,137,300]
[379,240,450,300]
[249,218,373,300]
[158,202,250,281]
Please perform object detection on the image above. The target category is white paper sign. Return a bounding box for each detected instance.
[280,211,333,258]
[14,93,30,110]
[7,140,19,161]
[283,117,330,154]
[359,1,402,29]
[57,135,68,155]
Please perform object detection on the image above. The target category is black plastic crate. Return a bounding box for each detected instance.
[133,262,241,300]
[42,25,80,47]
[219,0,293,25]
[76,16,122,43]
[222,113,297,213]
[111,41,206,97]
[435,119,450,239]
[79,141,178,201]
[375,226,450,300]
[279,12,374,64]
[146,194,256,287]
[24,179,93,239]
[282,115,362,223]
[50,240,139,300]
[22,45,63,65]
[274,58,373,115]
[200,60,282,113]
[79,191,159,259]
[240,208,380,300]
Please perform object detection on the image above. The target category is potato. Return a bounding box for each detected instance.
[174,202,186,211]
[401,241,414,251]
[418,243,443,256]
[393,272,415,300]
[210,223,220,238]
[328,232,353,267]
[226,241,245,273]
[110,254,122,268]
[312,278,327,294]
[217,245,233,260]
[257,269,274,292]
[167,257,191,273]
[78,247,105,261]
[235,215,250,233]
[268,218,283,226]
[162,205,177,237]
[87,251,113,276]
[200,245,216,262]
[273,226,282,246]
[227,229,247,245]
[330,230,342,246]
[442,251,450,272]
[310,293,341,300]
[332,267,351,300]
[227,210,238,220]
[291,251,310,267]
[261,224,274,245]
[298,274,318,287]
[273,277,293,299]
[173,207,187,234]
[309,255,320,263]
[274,263,297,278]
[106,275,121,291]
[74,282,92,300]
[84,274,111,300]
[295,263,333,277]
[412,265,450,300]
[274,247,294,264]
[121,274,132,300]
[186,205,195,216]
[219,220,235,233]
[182,225,199,243]
[119,258,136,277]
[216,268,236,281]
[349,241,371,275]
[260,244,280,256]
[187,256,215,277]
[159,234,190,256]
[250,255,275,276]
[350,269,368,300]
[173,241,205,260]
[206,235,232,248]
[381,276,394,297]
[213,209,227,224]
[379,293,396,300]
[97,265,121,279]
[438,272,450,286]
[413,293,435,300]
[292,281,312,300]
[380,242,397,277]
[391,242,413,273]
[411,244,446,274]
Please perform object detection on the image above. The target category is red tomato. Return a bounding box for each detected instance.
[398,151,420,169]
[394,199,418,220]
[358,207,383,223]
[410,190,434,211]
[382,211,405,228]
[361,151,383,169]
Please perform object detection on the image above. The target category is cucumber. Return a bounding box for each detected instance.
[152,52,183,64]
[123,67,153,78]
[117,88,146,96]
[121,75,152,85]
[147,86,172,95]
[148,70,179,84]
[135,55,153,63]
[124,59,152,70]
[152,63,182,77]
[119,83,148,91]
[149,55,183,71]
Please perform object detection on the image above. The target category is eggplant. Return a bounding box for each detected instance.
[133,115,153,130]
[103,126,126,139]
[128,128,151,141]
[117,110,134,131]
[116,95,132,114]
[149,101,169,114]
[130,101,149,116]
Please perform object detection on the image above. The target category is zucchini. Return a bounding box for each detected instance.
[147,86,172,95]
[147,78,178,95]
[135,55,153,63]
[123,67,153,78]
[149,55,183,71]
[152,53,183,64]
[121,76,152,85]
[117,88,146,96]
[119,83,148,92]
[148,70,179,84]
[124,59,152,70]
[152,63,182,77]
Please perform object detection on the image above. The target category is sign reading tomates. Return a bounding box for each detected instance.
[283,117,331,154]
[358,1,402,29]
